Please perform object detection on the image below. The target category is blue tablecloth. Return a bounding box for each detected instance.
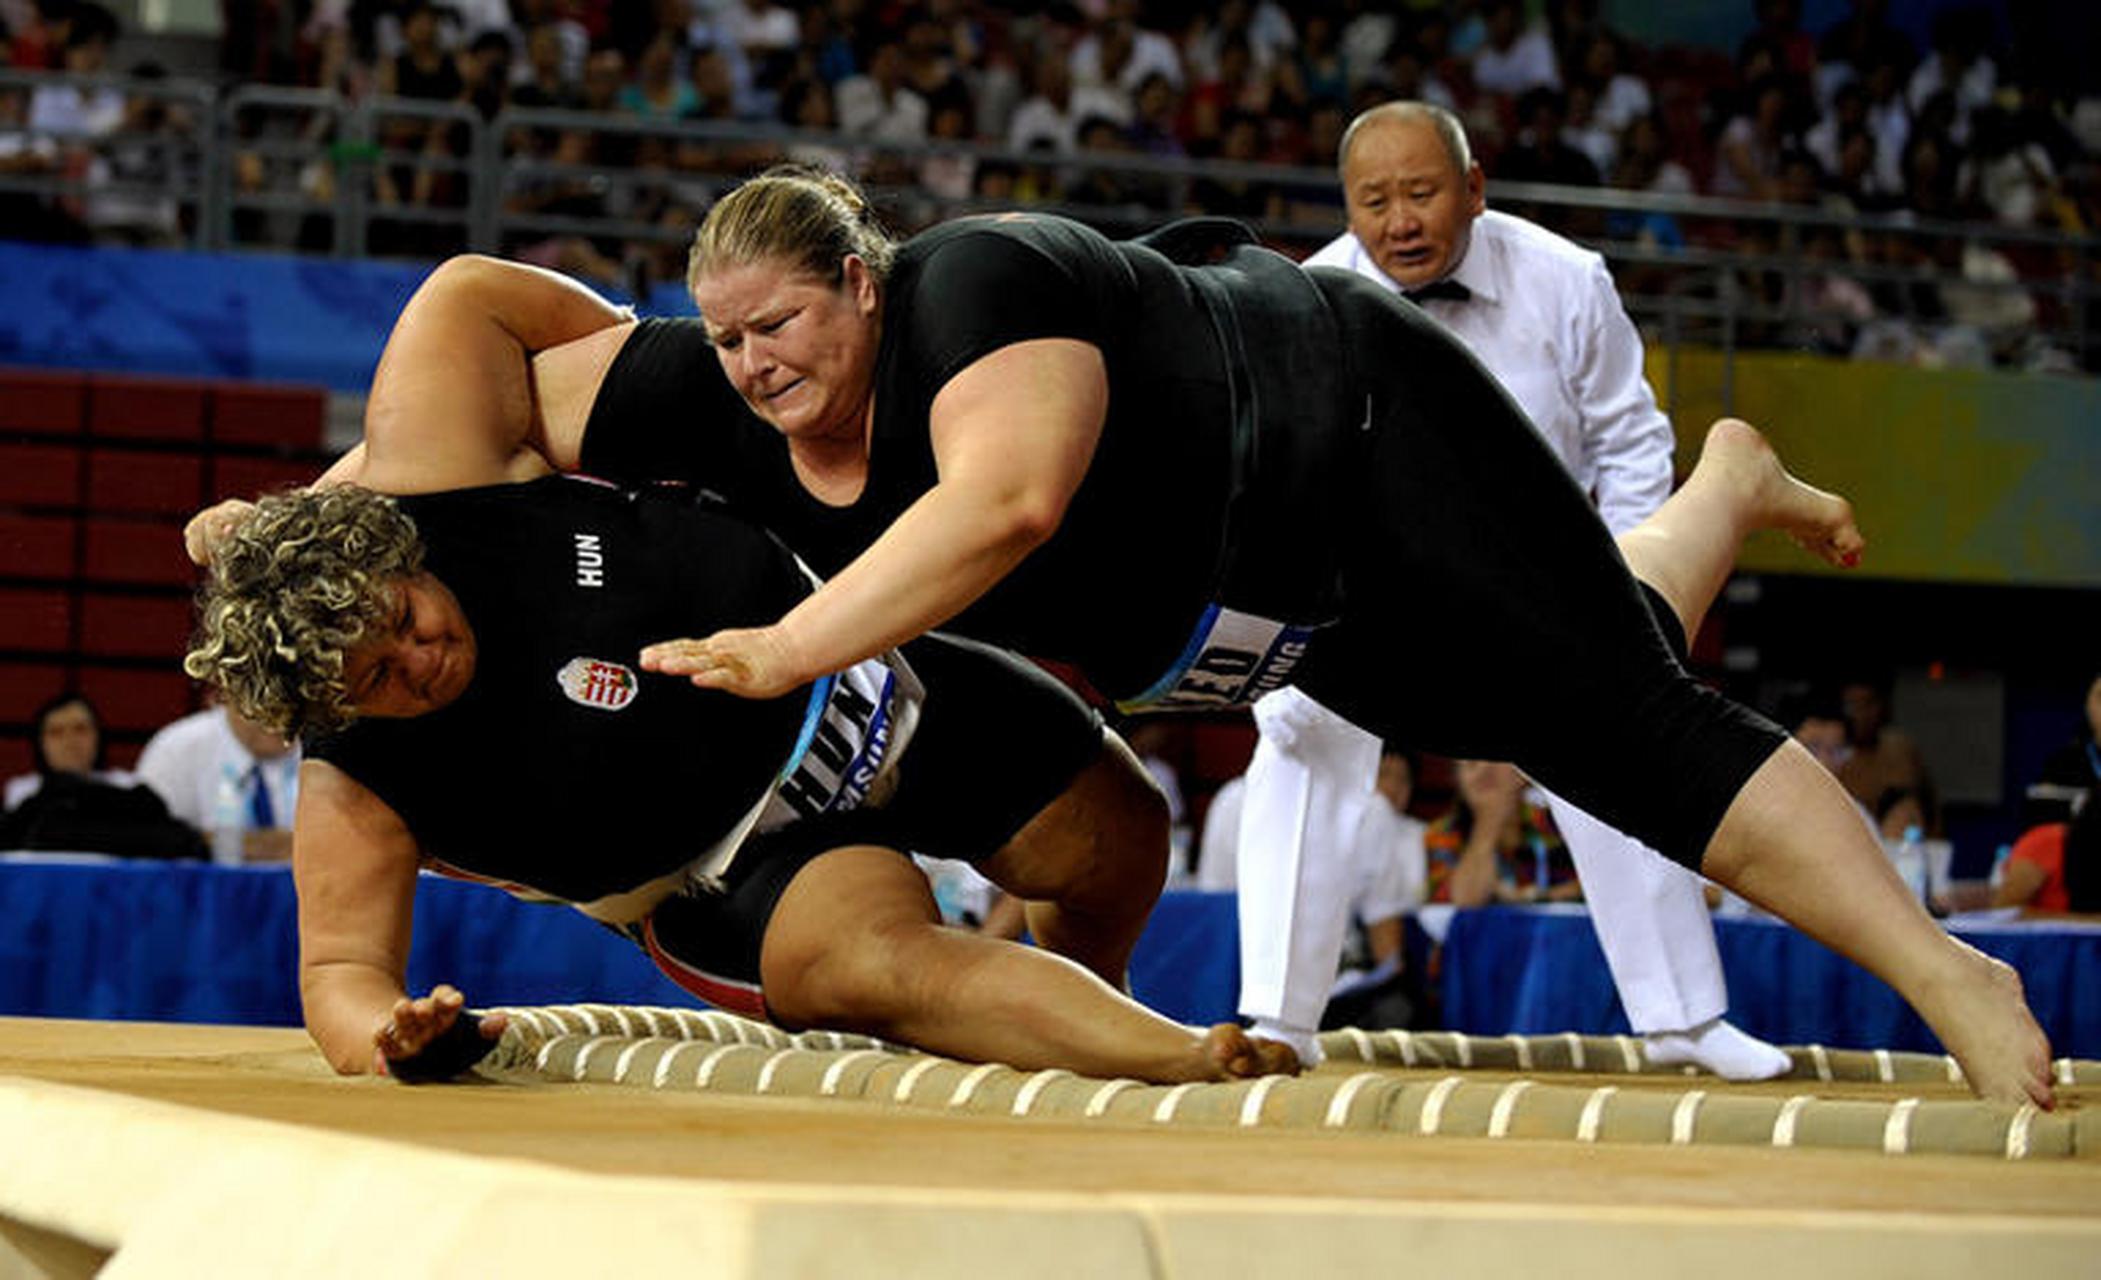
[3,860,2092,1060]
[1440,904,2101,1057]
[0,858,1242,1029]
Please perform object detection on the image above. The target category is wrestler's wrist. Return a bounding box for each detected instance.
[767,620,822,690]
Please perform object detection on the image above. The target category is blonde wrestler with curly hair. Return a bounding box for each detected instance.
[186,485,428,738]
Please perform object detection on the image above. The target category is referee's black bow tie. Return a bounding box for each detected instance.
[1405,279,1471,303]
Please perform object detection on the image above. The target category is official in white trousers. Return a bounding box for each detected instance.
[1234,100,1787,1077]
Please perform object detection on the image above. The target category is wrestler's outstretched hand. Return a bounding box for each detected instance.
[372,983,507,1077]
[184,498,257,566]
[640,626,805,700]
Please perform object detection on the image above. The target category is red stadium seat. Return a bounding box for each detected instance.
[209,455,319,501]
[0,514,78,580]
[0,368,88,435]
[0,736,31,778]
[76,666,198,733]
[83,520,195,587]
[87,375,210,442]
[0,589,73,651]
[211,383,327,450]
[85,449,206,515]
[77,594,193,659]
[0,443,84,508]
[0,662,69,721]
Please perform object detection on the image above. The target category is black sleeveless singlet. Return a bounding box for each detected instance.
[306,476,812,903]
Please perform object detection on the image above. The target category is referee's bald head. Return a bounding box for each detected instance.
[1337,101,1473,179]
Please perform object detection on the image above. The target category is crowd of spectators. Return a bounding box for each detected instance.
[3,0,2100,365]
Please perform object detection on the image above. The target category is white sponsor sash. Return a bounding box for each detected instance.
[1116,603,1318,714]
[670,648,924,897]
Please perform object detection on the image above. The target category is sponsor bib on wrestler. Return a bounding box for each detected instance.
[1118,604,1316,713]
[757,657,903,830]
[557,657,638,711]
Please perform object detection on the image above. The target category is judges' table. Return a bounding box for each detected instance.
[0,857,1242,1028]
[1439,903,2101,1057]
[4,859,2093,1059]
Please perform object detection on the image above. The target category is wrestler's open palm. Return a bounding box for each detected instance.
[639,627,803,700]
[372,983,506,1074]
[184,498,257,566]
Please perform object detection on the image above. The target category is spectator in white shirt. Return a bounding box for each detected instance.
[1713,76,1794,200]
[834,42,927,143]
[1181,0,1295,81]
[1071,0,1183,95]
[1297,100,1791,1081]
[1470,0,1560,100]
[1907,9,1994,143]
[1007,48,1126,155]
[135,701,300,865]
[1961,105,2058,228]
[716,0,796,59]
[1196,749,1425,1031]
[27,6,123,139]
[1196,771,1246,892]
[1857,54,1911,188]
[1576,30,1651,137]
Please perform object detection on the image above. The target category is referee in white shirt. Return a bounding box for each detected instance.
[1294,100,1789,1080]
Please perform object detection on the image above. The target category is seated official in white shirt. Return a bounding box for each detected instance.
[135,701,301,865]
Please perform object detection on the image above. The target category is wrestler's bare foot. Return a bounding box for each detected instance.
[1199,1023,1302,1081]
[1917,940,2055,1108]
[1696,417,1866,569]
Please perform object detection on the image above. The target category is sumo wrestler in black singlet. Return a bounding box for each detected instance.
[307,475,1104,1015]
[581,214,1785,870]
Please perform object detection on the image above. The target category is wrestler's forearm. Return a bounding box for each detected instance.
[776,482,1054,676]
[300,958,406,1075]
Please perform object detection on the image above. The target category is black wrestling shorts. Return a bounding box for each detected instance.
[634,631,1105,1020]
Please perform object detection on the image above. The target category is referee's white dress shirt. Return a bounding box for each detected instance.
[1303,208,1675,535]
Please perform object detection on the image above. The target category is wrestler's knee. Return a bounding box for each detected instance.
[764,909,947,1032]
[758,847,945,1030]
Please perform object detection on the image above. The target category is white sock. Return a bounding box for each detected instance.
[1248,1018,1325,1069]
[1643,1017,1792,1081]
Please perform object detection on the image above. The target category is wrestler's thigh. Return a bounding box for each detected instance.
[884,631,1109,862]
[1298,272,1680,752]
[976,728,1167,902]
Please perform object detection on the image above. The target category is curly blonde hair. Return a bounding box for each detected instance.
[184,485,425,738]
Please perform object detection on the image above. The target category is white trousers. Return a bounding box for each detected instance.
[1233,687,1382,1030]
[1539,788,1726,1033]
[1233,691,1728,1035]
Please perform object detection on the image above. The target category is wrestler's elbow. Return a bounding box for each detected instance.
[299,962,389,1075]
[302,1012,373,1076]
[1002,489,1069,550]
[419,253,506,302]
